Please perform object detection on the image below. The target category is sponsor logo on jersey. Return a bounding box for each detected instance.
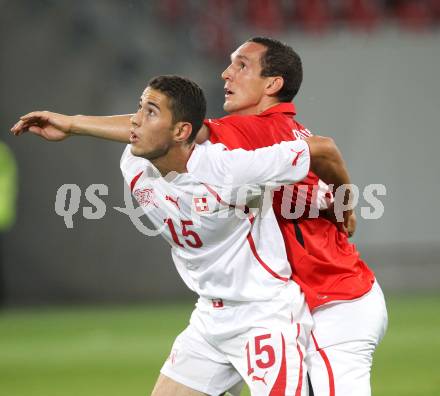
[194,197,209,213]
[165,195,180,210]
[133,188,159,208]
[290,148,305,166]
[252,371,268,385]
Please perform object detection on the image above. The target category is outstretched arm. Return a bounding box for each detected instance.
[190,136,350,191]
[188,140,311,188]
[11,112,133,143]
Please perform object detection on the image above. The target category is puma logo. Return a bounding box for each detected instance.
[166,195,180,210]
[252,371,268,385]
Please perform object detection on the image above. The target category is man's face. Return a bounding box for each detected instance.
[222,41,270,115]
[129,87,175,159]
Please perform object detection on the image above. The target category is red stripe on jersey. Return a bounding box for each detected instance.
[270,334,287,395]
[203,184,288,282]
[130,171,143,192]
[311,331,335,396]
[246,215,289,282]
[295,324,304,396]
[202,183,249,214]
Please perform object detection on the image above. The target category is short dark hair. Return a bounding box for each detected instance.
[247,37,303,102]
[148,75,207,143]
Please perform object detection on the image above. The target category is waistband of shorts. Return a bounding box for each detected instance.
[197,296,252,309]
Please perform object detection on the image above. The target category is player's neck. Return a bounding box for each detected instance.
[151,144,195,176]
[232,97,280,116]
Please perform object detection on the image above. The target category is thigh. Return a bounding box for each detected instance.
[160,325,242,395]
[306,282,388,396]
[152,374,208,396]
[306,339,375,396]
[223,323,309,396]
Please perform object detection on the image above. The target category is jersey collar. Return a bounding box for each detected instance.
[259,102,296,117]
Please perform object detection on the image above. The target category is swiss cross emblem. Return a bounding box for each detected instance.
[193,197,209,213]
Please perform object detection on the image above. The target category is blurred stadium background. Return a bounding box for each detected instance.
[1,0,439,395]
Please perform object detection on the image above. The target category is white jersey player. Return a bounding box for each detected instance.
[122,131,314,395]
[121,140,311,302]
[12,75,353,396]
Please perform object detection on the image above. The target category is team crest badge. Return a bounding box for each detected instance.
[133,188,159,208]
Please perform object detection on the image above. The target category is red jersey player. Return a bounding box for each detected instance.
[12,38,388,396]
[202,37,388,396]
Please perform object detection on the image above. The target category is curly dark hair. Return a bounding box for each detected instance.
[247,37,303,102]
[148,75,207,143]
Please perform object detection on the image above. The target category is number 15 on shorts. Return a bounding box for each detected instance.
[243,330,305,395]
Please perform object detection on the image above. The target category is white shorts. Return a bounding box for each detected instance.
[161,281,313,396]
[306,280,388,396]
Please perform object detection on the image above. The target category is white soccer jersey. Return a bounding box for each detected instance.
[120,140,310,302]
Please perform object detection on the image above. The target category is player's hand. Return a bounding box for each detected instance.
[11,111,73,141]
[337,208,356,237]
[321,203,355,237]
[346,210,357,238]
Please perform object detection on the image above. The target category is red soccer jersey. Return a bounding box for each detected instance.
[205,103,375,310]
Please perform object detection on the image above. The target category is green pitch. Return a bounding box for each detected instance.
[0,295,439,396]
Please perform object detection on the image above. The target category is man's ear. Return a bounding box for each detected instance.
[266,76,284,97]
[174,122,193,143]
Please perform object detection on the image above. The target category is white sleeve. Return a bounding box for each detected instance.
[187,140,310,187]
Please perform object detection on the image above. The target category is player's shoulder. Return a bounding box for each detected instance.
[186,142,233,185]
[206,113,260,128]
[291,120,314,139]
[190,142,228,164]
